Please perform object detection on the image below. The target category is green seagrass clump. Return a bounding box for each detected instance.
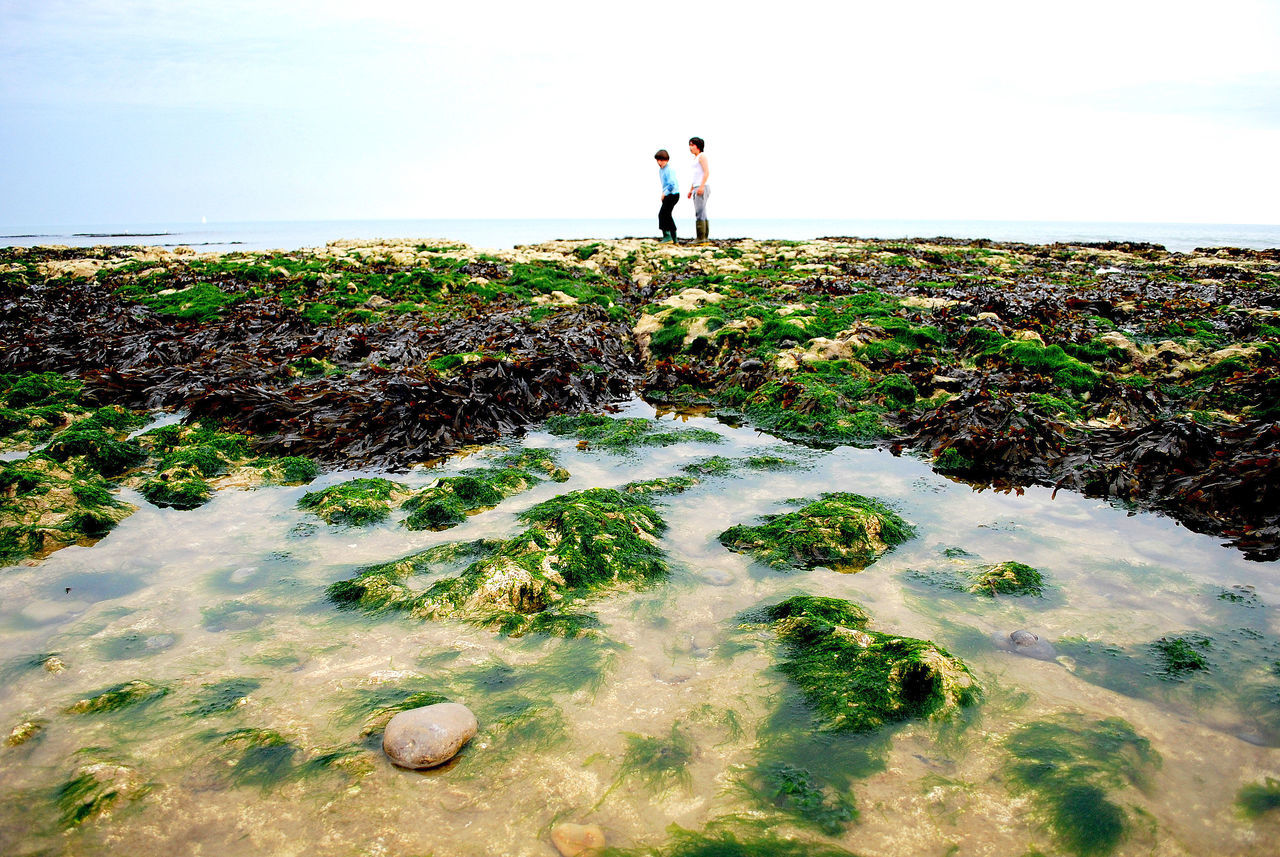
[969,561,1044,596]
[401,448,569,531]
[138,421,316,509]
[719,492,915,570]
[55,759,149,829]
[755,595,980,732]
[329,488,668,635]
[297,477,411,525]
[1,455,136,565]
[1004,713,1160,857]
[545,413,722,452]
[65,680,169,715]
[1237,777,1280,819]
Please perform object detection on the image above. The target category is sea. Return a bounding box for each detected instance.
[2,217,1279,254]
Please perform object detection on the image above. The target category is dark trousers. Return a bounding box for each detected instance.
[658,194,679,234]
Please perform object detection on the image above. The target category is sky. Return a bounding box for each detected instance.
[1,0,1278,227]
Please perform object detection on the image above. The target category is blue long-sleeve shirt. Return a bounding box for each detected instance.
[658,164,679,196]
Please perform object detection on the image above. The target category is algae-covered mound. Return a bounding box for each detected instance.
[55,759,150,830]
[596,825,863,857]
[0,455,137,565]
[719,492,914,570]
[755,595,980,732]
[402,448,569,530]
[138,421,316,510]
[1004,713,1160,857]
[297,477,412,526]
[969,561,1044,596]
[65,680,169,715]
[545,413,722,452]
[330,488,669,635]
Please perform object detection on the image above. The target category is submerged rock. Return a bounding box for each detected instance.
[550,822,606,856]
[996,629,1058,661]
[719,492,915,571]
[969,561,1044,596]
[382,701,478,769]
[756,595,980,732]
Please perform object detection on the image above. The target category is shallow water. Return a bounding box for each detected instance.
[2,400,1277,856]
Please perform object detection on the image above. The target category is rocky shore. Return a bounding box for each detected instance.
[2,234,1277,560]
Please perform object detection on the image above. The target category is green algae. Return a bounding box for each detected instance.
[401,448,569,531]
[723,372,891,447]
[1236,777,1280,819]
[622,475,700,496]
[6,717,48,747]
[969,561,1045,596]
[609,724,695,795]
[297,477,409,526]
[54,759,150,829]
[598,827,863,857]
[752,595,980,733]
[65,679,169,714]
[404,488,668,634]
[186,678,262,716]
[1150,634,1211,675]
[201,599,271,632]
[545,413,722,452]
[718,493,915,571]
[326,538,501,613]
[682,456,736,476]
[742,761,857,835]
[337,677,450,738]
[96,632,178,660]
[1004,714,1160,857]
[138,421,315,509]
[1,455,136,564]
[211,727,360,791]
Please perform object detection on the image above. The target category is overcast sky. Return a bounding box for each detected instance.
[2,0,1277,227]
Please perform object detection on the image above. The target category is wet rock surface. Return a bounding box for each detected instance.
[382,701,478,769]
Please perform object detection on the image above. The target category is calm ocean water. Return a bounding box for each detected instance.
[3,217,1278,254]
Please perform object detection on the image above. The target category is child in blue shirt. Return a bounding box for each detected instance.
[655,149,679,243]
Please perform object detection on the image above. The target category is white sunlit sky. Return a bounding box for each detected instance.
[1,0,1278,228]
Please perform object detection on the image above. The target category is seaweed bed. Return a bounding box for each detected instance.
[2,235,1278,559]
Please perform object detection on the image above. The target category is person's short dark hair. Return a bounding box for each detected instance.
[689,137,705,151]
[655,149,669,161]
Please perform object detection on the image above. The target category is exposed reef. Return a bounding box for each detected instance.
[2,235,1277,561]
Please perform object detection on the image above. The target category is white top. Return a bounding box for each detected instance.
[691,154,707,188]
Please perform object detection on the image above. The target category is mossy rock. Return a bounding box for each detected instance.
[66,679,169,714]
[969,561,1044,596]
[622,476,700,496]
[545,413,722,452]
[55,760,150,829]
[1004,713,1160,857]
[331,490,668,635]
[186,678,262,716]
[298,477,411,526]
[0,456,136,564]
[401,449,568,531]
[756,595,980,732]
[719,493,915,570]
[140,466,212,509]
[43,417,147,476]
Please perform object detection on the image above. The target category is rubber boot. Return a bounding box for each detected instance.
[659,230,673,244]
[696,221,709,244]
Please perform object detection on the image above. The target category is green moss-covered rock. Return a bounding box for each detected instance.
[743,761,858,835]
[136,421,315,509]
[719,493,915,570]
[6,717,47,747]
[755,595,979,732]
[1150,634,1211,676]
[545,413,722,452]
[186,678,262,716]
[330,489,668,635]
[402,448,569,531]
[969,561,1044,596]
[65,680,169,714]
[621,476,700,496]
[297,477,411,525]
[0,455,136,564]
[1004,714,1161,857]
[55,760,150,829]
